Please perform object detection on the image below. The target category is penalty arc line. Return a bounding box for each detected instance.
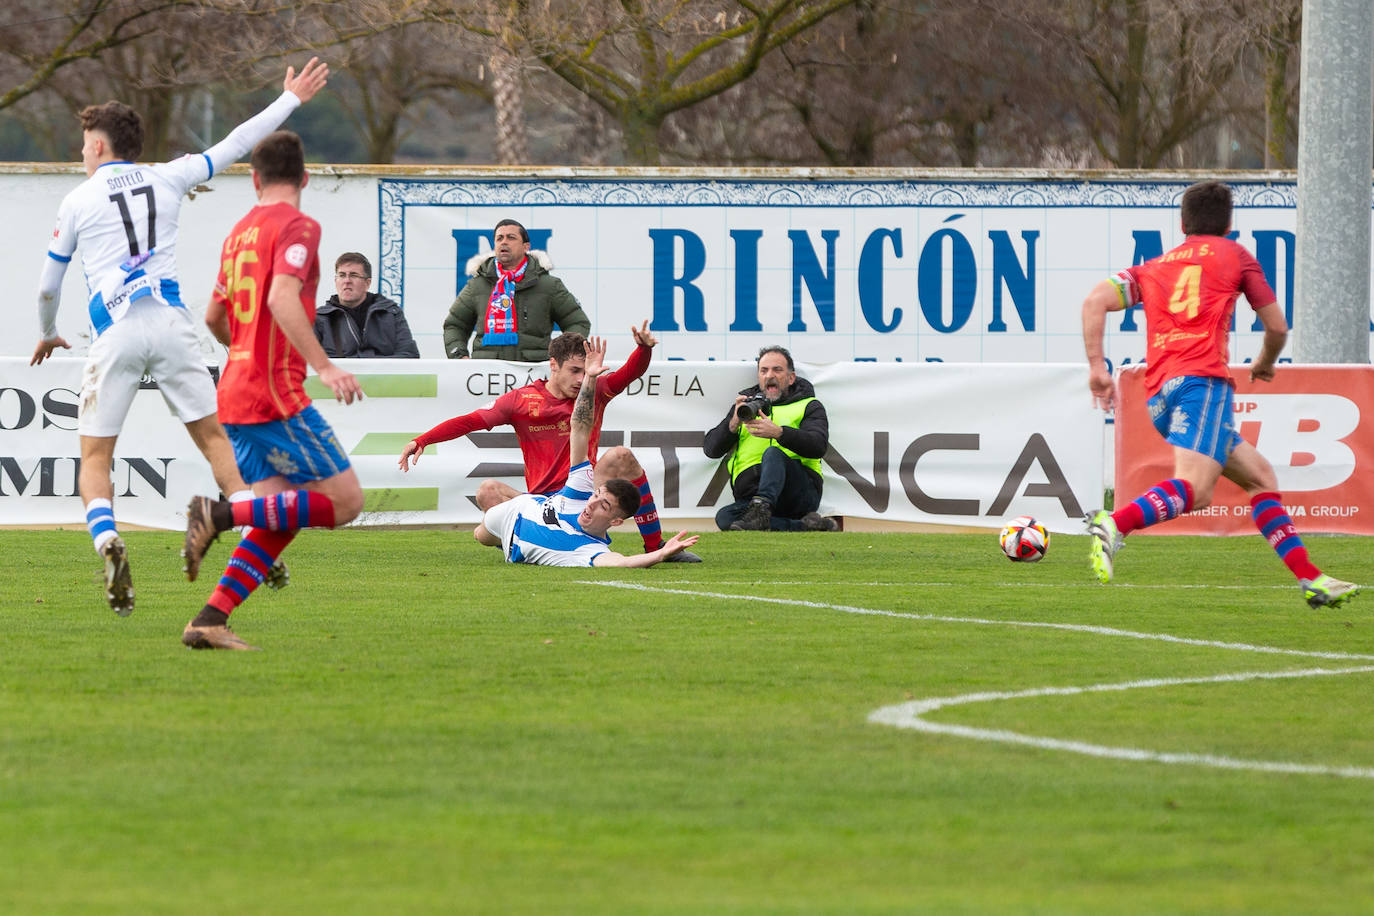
[584,581,1374,779]
[868,666,1374,781]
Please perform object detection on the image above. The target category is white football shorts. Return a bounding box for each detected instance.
[79,298,219,437]
[481,495,531,561]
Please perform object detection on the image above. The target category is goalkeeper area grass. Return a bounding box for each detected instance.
[2,527,1372,914]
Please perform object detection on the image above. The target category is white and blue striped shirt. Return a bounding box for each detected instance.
[38,91,302,340]
[504,461,611,567]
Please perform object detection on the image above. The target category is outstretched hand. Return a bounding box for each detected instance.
[31,336,70,366]
[284,57,329,104]
[584,335,609,378]
[399,439,423,472]
[661,530,700,559]
[630,320,657,349]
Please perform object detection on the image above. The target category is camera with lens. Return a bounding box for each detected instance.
[736,394,772,422]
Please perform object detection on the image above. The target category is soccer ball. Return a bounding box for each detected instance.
[999,516,1050,562]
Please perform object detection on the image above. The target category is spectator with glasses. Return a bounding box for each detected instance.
[312,252,419,358]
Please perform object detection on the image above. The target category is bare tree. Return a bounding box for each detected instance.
[0,0,205,112]
[484,1,529,164]
[662,2,923,166]
[55,31,211,160]
[987,0,1253,168]
[162,0,463,163]
[0,1,270,159]
[0,0,1317,168]
[664,1,1071,168]
[322,22,491,163]
[438,0,863,165]
[1245,0,1302,168]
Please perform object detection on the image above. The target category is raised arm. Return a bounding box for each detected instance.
[570,336,608,466]
[601,321,656,394]
[198,59,328,179]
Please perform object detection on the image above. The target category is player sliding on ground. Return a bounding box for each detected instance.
[401,323,700,563]
[474,336,700,567]
[1080,180,1360,610]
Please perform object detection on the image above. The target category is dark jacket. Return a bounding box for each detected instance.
[442,250,591,362]
[314,292,420,359]
[703,376,829,501]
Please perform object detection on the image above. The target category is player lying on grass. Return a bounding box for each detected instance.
[473,337,700,568]
[400,323,700,563]
[1081,179,1359,610]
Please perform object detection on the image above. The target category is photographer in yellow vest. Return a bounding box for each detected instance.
[704,346,837,532]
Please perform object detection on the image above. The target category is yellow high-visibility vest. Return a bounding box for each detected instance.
[727,398,821,481]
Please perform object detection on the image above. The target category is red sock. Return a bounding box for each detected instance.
[206,528,297,615]
[230,490,336,531]
[1111,502,1146,536]
[1112,478,1193,536]
[630,473,664,552]
[1251,492,1321,581]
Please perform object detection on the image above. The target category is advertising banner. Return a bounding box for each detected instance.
[378,174,1368,367]
[8,168,1370,371]
[0,356,1103,533]
[1113,364,1374,535]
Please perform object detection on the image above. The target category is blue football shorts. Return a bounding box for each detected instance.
[1146,375,1241,466]
[225,404,352,485]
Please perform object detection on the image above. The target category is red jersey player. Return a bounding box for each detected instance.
[179,130,366,650]
[1081,179,1359,609]
[400,323,702,563]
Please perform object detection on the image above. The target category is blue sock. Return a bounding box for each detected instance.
[85,498,118,554]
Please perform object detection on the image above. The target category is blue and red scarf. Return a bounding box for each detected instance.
[482,257,528,346]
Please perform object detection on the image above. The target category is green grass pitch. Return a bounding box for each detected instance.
[2,527,1373,914]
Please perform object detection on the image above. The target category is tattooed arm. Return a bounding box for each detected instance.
[569,336,608,466]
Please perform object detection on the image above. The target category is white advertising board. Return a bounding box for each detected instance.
[0,357,1103,533]
[6,167,1369,370]
[379,174,1361,367]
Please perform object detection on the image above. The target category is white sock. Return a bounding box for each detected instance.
[229,489,254,537]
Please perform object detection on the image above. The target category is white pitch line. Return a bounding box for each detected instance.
[583,581,1374,778]
[659,580,1296,591]
[869,666,1374,780]
[583,582,1374,662]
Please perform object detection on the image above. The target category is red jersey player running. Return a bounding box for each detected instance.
[180,130,365,650]
[1081,179,1359,609]
[399,324,701,563]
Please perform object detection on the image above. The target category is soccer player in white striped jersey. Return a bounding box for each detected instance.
[30,59,328,617]
[474,337,701,567]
